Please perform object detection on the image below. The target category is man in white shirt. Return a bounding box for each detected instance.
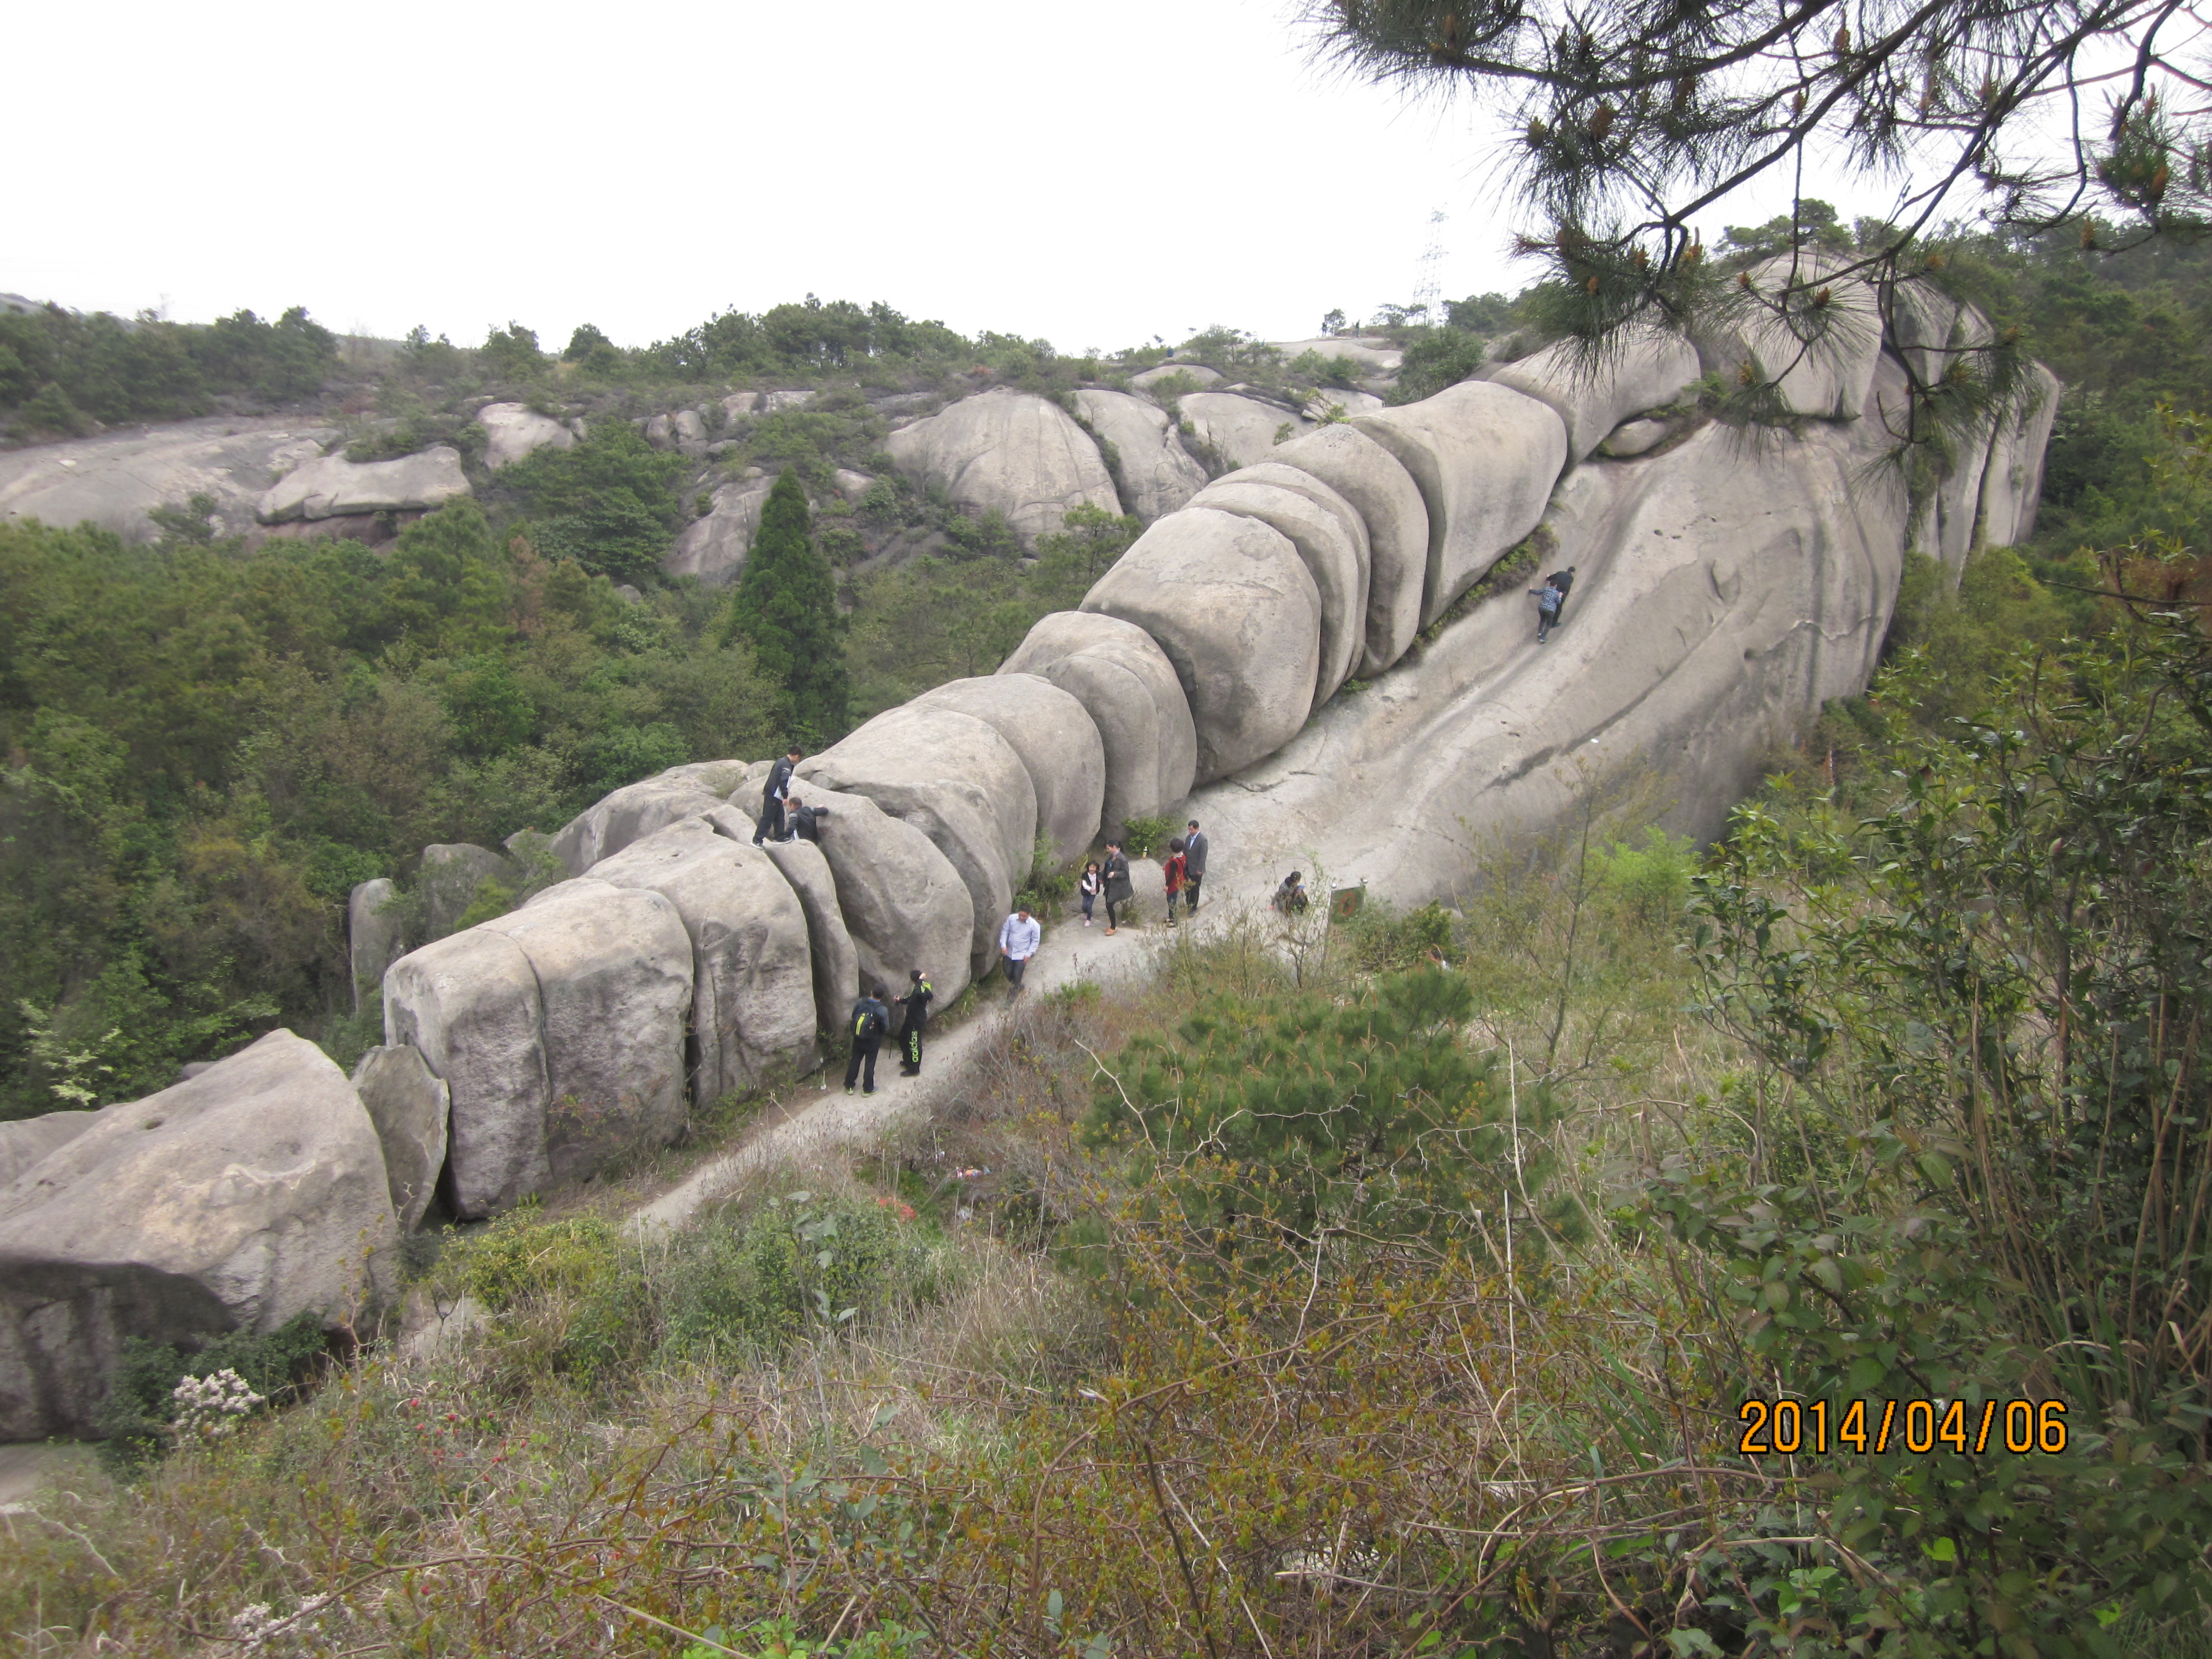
[997,905,1041,996]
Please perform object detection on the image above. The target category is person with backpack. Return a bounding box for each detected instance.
[1078,860,1101,926]
[844,982,890,1094]
[755,743,804,844]
[1101,840,1134,935]
[1162,836,1189,926]
[894,969,933,1076]
[1183,820,1208,911]
[998,905,1041,996]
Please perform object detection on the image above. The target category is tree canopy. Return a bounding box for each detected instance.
[724,472,851,745]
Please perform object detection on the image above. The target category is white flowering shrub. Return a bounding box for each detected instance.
[170,1368,265,1446]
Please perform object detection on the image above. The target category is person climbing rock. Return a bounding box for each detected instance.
[1102,840,1134,935]
[895,969,933,1076]
[844,982,889,1094]
[1183,820,1208,911]
[1532,565,1578,644]
[998,905,1041,995]
[784,795,830,843]
[1272,870,1311,914]
[755,743,803,844]
[1162,836,1189,927]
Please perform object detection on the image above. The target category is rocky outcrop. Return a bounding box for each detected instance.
[1082,508,1321,783]
[757,833,860,1037]
[785,784,975,1003]
[1489,331,1702,462]
[1178,393,1310,471]
[348,878,405,1010]
[912,674,1107,864]
[478,403,575,469]
[1130,363,1223,393]
[1976,364,2060,555]
[0,418,332,545]
[550,773,732,874]
[1694,258,1883,421]
[1273,425,1431,677]
[0,1031,396,1441]
[802,706,1040,971]
[885,389,1121,544]
[351,1044,448,1230]
[665,481,772,587]
[0,1112,96,1190]
[1185,465,1369,708]
[258,446,471,524]
[1271,336,1404,379]
[418,843,512,938]
[998,609,1198,832]
[1073,390,1206,523]
[579,820,818,1101]
[1354,383,1567,627]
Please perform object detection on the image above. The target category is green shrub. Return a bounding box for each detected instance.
[1340,896,1454,971]
[95,1310,327,1474]
[1118,813,1172,859]
[1590,824,1697,926]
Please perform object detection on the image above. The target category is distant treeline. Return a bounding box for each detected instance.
[0,304,341,432]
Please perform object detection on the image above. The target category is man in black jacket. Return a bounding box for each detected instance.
[845,982,890,1094]
[1541,566,1578,643]
[754,743,803,845]
[895,969,933,1076]
[784,796,830,843]
[1183,820,1208,911]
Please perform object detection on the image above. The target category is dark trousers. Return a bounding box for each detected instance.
[1185,873,1202,910]
[901,1024,925,1072]
[1538,598,1565,641]
[1105,896,1123,928]
[754,798,784,844]
[844,1038,879,1091]
[1004,955,1030,992]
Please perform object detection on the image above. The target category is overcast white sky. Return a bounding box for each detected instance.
[11,0,1884,355]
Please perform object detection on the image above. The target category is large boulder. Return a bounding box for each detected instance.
[480,882,692,1191]
[912,673,1108,863]
[348,877,406,1010]
[1178,392,1310,471]
[1695,260,1884,420]
[1977,364,2061,552]
[0,1030,397,1441]
[1270,336,1404,377]
[384,928,550,1218]
[753,830,860,1037]
[997,611,1198,831]
[1081,508,1321,783]
[580,819,818,1100]
[0,1111,96,1190]
[550,775,732,875]
[1130,363,1223,393]
[0,417,331,545]
[885,389,1120,545]
[801,706,1040,969]
[418,843,512,938]
[1273,425,1431,676]
[1354,382,1567,627]
[781,784,974,1004]
[349,1044,448,1230]
[257,446,471,524]
[1186,464,1369,707]
[1488,328,1702,461]
[1073,390,1206,523]
[477,403,575,469]
[665,481,772,587]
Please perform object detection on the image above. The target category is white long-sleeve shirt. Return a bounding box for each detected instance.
[998,912,1041,960]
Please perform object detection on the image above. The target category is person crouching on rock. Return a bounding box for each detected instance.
[895,969,933,1076]
[1272,870,1310,914]
[784,795,830,843]
[846,982,890,1095]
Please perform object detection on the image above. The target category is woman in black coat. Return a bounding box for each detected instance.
[1101,840,1135,935]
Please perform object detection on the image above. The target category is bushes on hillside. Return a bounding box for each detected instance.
[0,302,338,430]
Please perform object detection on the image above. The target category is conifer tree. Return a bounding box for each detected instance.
[722,471,849,744]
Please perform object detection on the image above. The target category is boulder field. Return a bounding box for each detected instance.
[0,278,2057,1442]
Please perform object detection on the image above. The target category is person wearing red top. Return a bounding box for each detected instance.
[1162,836,1189,927]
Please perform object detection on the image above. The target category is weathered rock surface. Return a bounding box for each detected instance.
[764,390,816,413]
[832,468,875,503]
[581,820,818,1100]
[1354,383,1567,627]
[1270,336,1404,376]
[1130,363,1224,392]
[483,881,692,1191]
[384,928,549,1219]
[666,481,772,587]
[779,784,974,1003]
[1489,330,1702,461]
[1304,390,1385,421]
[913,673,1108,863]
[885,390,1120,545]
[0,1030,397,1441]
[802,706,1039,969]
[348,877,406,1010]
[1272,424,1431,676]
[418,843,513,938]
[258,446,470,523]
[1186,465,1369,707]
[752,831,859,1037]
[550,774,732,875]
[0,418,331,544]
[349,1044,448,1230]
[1178,392,1310,471]
[1073,389,1207,523]
[998,611,1198,830]
[722,393,760,420]
[1697,260,1883,420]
[0,1112,96,1191]
[1976,364,2061,553]
[1598,418,1672,458]
[477,403,575,469]
[1081,507,1321,783]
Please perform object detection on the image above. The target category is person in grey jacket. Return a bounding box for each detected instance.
[1183,820,1208,911]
